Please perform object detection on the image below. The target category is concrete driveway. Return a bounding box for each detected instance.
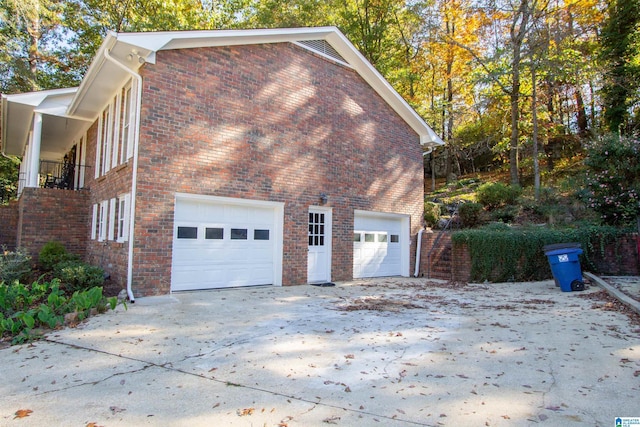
[1,278,639,426]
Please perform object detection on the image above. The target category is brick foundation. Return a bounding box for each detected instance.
[16,188,90,262]
[0,200,18,250]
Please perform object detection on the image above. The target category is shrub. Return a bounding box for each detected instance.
[424,201,441,227]
[39,241,78,271]
[53,261,105,294]
[451,224,629,282]
[0,247,32,284]
[584,134,640,226]
[458,202,485,228]
[476,182,522,210]
[490,205,521,223]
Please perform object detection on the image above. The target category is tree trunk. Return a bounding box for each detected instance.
[532,67,540,200]
[508,0,531,186]
[28,16,40,90]
[575,88,588,136]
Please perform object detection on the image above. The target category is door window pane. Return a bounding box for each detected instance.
[205,227,224,239]
[353,233,361,242]
[254,229,270,240]
[231,228,248,240]
[364,233,375,242]
[177,226,198,239]
[378,234,388,243]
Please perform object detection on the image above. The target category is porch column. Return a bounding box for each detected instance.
[27,112,42,188]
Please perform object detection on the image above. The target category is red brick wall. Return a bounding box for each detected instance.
[132,42,424,295]
[16,188,90,262]
[0,200,18,250]
[587,233,640,275]
[83,120,134,291]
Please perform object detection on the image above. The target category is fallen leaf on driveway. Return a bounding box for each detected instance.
[237,408,255,416]
[323,416,341,424]
[14,409,33,419]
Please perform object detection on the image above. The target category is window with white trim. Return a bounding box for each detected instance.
[116,193,130,242]
[108,197,116,241]
[94,79,137,177]
[110,93,122,169]
[120,84,132,164]
[91,204,98,240]
[98,200,108,241]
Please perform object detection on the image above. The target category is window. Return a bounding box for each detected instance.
[95,80,136,177]
[110,93,121,169]
[390,234,399,243]
[99,105,112,175]
[120,84,133,163]
[231,228,248,240]
[353,233,361,242]
[98,200,108,241]
[364,233,375,242]
[378,234,388,243]
[91,204,98,240]
[177,227,198,239]
[108,197,116,241]
[205,227,224,239]
[116,194,130,242]
[254,229,270,240]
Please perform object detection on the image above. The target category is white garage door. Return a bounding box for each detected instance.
[171,195,283,291]
[353,211,409,279]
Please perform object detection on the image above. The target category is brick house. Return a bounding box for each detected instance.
[1,27,443,300]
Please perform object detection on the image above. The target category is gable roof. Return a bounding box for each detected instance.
[68,26,443,147]
[2,27,443,158]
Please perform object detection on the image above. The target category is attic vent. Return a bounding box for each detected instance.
[297,40,347,64]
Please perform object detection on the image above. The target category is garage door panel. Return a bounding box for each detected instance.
[354,212,408,279]
[172,197,282,291]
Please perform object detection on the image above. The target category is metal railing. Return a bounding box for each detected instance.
[39,160,89,190]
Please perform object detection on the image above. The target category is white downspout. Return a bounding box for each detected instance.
[104,47,142,303]
[414,228,424,277]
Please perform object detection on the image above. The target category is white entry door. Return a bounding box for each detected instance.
[307,207,332,283]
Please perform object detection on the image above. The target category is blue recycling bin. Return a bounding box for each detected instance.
[545,247,584,292]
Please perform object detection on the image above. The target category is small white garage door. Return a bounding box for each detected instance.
[353,211,409,279]
[171,195,283,291]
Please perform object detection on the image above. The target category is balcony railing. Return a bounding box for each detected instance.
[39,160,89,191]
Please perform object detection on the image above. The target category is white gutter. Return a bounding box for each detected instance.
[103,46,141,303]
[414,228,424,277]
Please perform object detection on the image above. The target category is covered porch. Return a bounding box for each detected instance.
[1,88,91,196]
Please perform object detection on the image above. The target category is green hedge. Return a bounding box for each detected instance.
[451,225,631,282]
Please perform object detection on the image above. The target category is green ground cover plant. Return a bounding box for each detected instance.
[0,243,120,344]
